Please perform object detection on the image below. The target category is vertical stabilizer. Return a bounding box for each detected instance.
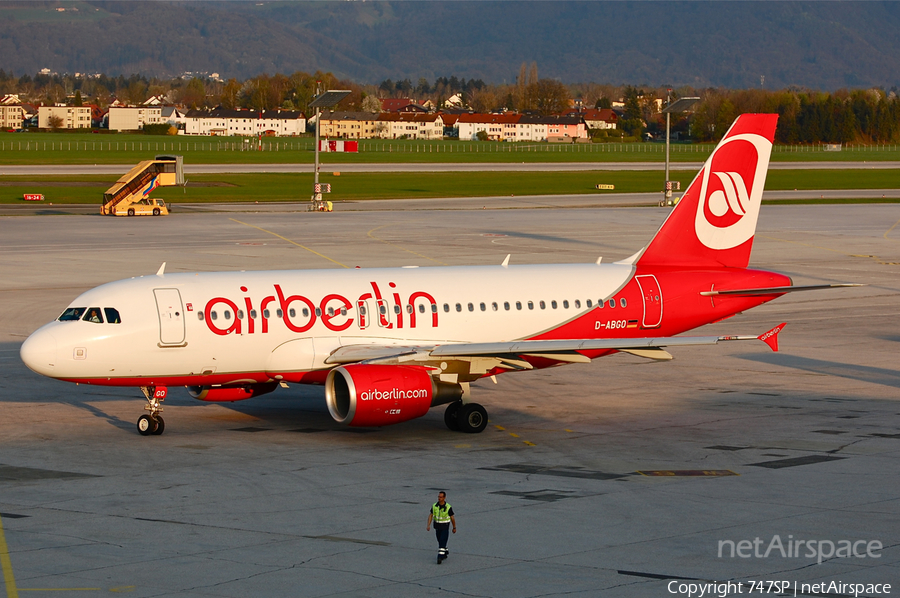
[637,114,778,269]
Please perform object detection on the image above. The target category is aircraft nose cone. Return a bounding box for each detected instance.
[20,328,57,377]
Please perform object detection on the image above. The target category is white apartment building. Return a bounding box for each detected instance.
[38,105,91,129]
[107,106,163,131]
[0,105,23,129]
[182,109,306,136]
[375,113,444,139]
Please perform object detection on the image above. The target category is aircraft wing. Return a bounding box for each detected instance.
[325,325,786,366]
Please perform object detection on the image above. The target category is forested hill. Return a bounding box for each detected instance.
[2,1,899,90]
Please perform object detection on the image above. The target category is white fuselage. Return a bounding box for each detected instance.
[22,262,635,385]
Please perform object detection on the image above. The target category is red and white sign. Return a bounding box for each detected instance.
[319,140,359,153]
[23,194,44,201]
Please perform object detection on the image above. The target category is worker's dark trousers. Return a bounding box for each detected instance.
[435,524,450,556]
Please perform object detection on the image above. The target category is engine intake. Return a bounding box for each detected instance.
[325,364,461,427]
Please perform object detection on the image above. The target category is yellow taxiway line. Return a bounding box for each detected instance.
[230,218,350,269]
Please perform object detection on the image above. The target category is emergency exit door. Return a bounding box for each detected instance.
[154,288,185,345]
[635,275,663,329]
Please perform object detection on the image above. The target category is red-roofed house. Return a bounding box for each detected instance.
[564,108,617,130]
[380,98,428,113]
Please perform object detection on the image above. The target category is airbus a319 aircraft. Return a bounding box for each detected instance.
[20,114,856,436]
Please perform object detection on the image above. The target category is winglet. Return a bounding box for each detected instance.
[501,254,510,268]
[156,262,166,277]
[758,323,786,352]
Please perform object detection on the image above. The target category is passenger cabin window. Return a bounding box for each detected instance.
[276,309,283,318]
[443,304,450,313]
[586,299,592,308]
[250,310,257,319]
[574,300,580,309]
[540,301,546,310]
[608,299,615,309]
[455,303,462,312]
[504,302,510,311]
[224,310,232,320]
[237,310,244,319]
[527,301,534,310]
[58,307,86,321]
[516,301,522,310]
[480,302,486,312]
[563,300,570,309]
[551,300,558,309]
[198,312,204,321]
[83,308,103,323]
[104,308,121,324]
[620,298,628,308]
[467,303,474,312]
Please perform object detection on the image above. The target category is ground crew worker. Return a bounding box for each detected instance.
[426,491,456,564]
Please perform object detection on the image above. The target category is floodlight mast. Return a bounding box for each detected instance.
[661,95,700,205]
[308,88,351,211]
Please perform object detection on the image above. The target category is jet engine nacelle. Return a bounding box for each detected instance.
[188,382,278,402]
[325,364,461,427]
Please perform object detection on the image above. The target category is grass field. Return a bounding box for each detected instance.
[2,132,899,165]
[2,169,896,205]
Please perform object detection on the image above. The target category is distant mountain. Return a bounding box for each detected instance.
[2,1,899,90]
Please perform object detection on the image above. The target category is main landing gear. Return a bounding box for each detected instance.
[137,386,167,436]
[444,401,488,434]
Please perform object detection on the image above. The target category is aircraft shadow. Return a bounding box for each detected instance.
[738,353,900,389]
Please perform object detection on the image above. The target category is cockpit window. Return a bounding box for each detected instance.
[104,308,121,324]
[83,308,104,323]
[58,307,86,321]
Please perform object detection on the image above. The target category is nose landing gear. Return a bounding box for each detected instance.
[138,386,167,436]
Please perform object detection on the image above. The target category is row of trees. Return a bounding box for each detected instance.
[1,68,898,143]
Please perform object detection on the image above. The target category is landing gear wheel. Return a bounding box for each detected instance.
[137,414,158,436]
[444,401,462,431]
[138,386,166,437]
[457,403,488,434]
[127,208,135,216]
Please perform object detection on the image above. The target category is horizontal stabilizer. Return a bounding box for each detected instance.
[700,283,863,297]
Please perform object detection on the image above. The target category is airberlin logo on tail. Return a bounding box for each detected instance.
[694,133,772,250]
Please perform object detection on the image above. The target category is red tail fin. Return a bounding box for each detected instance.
[637,114,778,269]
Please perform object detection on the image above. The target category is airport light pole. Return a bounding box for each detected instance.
[662,95,700,205]
[308,87,351,211]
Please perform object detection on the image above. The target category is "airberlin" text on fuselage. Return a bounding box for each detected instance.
[204,281,438,336]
